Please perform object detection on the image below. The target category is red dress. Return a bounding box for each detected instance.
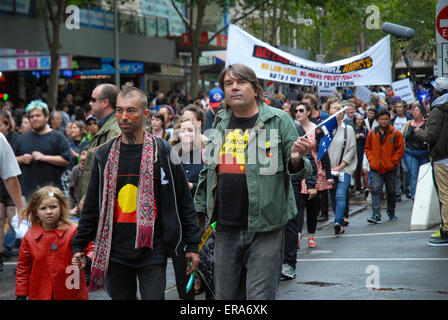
[15,223,92,300]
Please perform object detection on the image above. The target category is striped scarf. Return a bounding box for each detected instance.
[89,132,155,291]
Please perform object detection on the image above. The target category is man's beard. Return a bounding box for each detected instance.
[32,122,47,133]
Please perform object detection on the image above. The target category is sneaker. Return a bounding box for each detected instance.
[428,237,448,246]
[281,264,296,280]
[308,238,318,248]
[367,214,381,224]
[431,227,442,239]
[388,215,398,221]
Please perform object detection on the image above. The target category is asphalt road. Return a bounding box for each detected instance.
[1,195,446,300]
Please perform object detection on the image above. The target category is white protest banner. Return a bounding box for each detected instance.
[355,86,373,102]
[318,86,337,97]
[391,78,415,104]
[226,24,392,87]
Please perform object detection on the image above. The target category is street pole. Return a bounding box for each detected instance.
[114,0,120,87]
[397,38,426,117]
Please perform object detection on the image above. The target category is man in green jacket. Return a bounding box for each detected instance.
[79,84,121,208]
[194,64,311,299]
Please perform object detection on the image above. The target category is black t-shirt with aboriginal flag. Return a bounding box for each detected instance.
[217,113,258,229]
[109,143,165,268]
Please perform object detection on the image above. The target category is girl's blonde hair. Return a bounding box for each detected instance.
[23,186,74,227]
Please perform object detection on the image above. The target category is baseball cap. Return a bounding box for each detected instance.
[209,87,225,109]
[85,114,98,122]
[432,77,448,93]
[391,96,401,104]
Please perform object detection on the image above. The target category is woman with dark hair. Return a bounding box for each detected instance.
[402,104,430,200]
[69,120,88,168]
[159,105,175,137]
[291,101,332,248]
[354,113,368,192]
[183,104,206,132]
[148,111,170,141]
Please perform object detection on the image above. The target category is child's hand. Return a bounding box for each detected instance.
[72,252,87,269]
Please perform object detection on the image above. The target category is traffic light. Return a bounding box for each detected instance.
[406,71,411,78]
[0,93,8,101]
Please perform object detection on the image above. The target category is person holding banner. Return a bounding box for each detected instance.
[194,63,312,299]
[327,104,358,235]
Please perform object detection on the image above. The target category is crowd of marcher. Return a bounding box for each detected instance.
[0,63,447,300]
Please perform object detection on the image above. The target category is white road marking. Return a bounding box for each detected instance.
[310,250,333,255]
[298,258,448,262]
[314,230,434,239]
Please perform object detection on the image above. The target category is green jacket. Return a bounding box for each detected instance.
[80,112,121,200]
[194,103,311,233]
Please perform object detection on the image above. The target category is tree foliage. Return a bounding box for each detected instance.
[242,0,437,67]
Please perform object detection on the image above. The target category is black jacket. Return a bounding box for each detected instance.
[415,98,448,162]
[72,135,201,256]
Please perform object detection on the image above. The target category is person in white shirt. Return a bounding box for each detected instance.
[0,132,25,271]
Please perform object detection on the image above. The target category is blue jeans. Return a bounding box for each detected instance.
[214,226,284,300]
[371,169,396,216]
[402,148,430,200]
[329,173,351,225]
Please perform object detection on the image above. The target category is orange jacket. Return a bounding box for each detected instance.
[15,224,93,300]
[365,125,405,175]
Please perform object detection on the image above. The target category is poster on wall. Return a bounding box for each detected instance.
[226,24,392,88]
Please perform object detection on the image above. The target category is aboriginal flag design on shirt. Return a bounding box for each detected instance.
[216,113,258,228]
[110,143,160,265]
[218,128,250,174]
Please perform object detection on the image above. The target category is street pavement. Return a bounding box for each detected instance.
[1,193,446,300]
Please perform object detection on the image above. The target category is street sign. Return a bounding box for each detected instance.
[436,0,448,77]
[437,5,448,40]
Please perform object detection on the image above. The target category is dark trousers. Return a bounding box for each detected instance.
[108,262,166,300]
[297,194,319,235]
[371,169,396,216]
[284,181,304,268]
[319,190,329,216]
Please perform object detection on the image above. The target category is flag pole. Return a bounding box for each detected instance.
[300,105,348,139]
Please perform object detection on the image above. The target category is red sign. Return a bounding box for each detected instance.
[181,32,228,47]
[437,6,448,40]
